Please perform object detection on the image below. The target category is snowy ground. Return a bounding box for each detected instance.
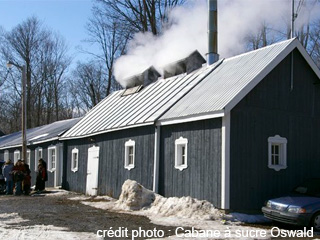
[0,182,319,240]
[79,180,275,240]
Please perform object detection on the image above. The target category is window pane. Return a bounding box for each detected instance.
[274,145,279,154]
[73,152,78,169]
[128,146,134,165]
[181,146,185,165]
[272,155,279,165]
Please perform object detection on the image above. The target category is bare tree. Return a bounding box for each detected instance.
[70,61,108,112]
[245,1,320,69]
[96,0,186,36]
[85,7,128,96]
[0,17,72,132]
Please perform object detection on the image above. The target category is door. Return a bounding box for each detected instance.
[54,143,63,187]
[86,146,100,196]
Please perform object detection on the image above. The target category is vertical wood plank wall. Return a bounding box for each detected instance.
[230,50,320,210]
[159,118,222,208]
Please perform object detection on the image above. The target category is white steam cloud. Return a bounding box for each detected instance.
[114,0,320,87]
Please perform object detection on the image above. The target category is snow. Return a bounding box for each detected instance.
[116,179,156,210]
[68,196,92,201]
[29,133,49,141]
[81,180,273,239]
[0,213,99,240]
[32,189,71,197]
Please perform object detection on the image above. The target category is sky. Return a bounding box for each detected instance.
[0,0,96,64]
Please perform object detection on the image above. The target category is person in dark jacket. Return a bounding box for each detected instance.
[12,160,25,196]
[35,159,47,191]
[21,160,31,195]
[2,159,14,195]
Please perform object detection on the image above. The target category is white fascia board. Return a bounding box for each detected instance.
[225,39,319,113]
[295,43,320,79]
[59,122,154,141]
[156,111,225,126]
[221,112,230,209]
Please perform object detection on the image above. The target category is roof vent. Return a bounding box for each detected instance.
[122,66,161,96]
[163,50,206,79]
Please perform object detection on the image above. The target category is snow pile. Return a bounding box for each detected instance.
[146,195,222,220]
[114,180,222,221]
[116,179,156,210]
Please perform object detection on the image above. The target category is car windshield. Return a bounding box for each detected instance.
[293,179,320,197]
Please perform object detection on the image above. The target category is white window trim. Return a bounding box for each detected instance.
[124,139,135,170]
[26,149,31,166]
[4,150,9,161]
[35,147,43,171]
[48,145,57,172]
[71,148,79,172]
[268,135,287,171]
[14,150,20,164]
[175,137,188,171]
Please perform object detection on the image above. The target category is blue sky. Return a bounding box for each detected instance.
[0,0,96,64]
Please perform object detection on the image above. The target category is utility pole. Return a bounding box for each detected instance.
[291,0,297,38]
[6,61,27,161]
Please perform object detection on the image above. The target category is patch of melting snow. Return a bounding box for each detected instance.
[32,189,71,197]
[68,196,92,201]
[29,133,49,141]
[0,213,99,240]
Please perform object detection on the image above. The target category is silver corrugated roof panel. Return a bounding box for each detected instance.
[61,64,219,139]
[0,118,80,149]
[159,39,298,121]
[61,38,320,138]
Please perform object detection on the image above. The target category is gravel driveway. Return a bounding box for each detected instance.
[0,189,179,239]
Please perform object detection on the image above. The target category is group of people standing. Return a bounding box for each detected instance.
[2,158,48,195]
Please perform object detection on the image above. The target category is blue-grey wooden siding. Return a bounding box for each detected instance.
[230,49,320,210]
[159,118,222,208]
[63,126,155,197]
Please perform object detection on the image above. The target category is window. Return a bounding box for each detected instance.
[175,137,188,171]
[14,150,20,164]
[125,139,135,170]
[268,135,287,171]
[48,146,56,172]
[4,150,9,161]
[35,147,43,171]
[71,148,79,172]
[26,149,31,166]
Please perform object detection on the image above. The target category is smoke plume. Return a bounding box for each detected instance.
[114,0,320,88]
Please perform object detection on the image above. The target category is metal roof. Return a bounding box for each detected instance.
[61,63,220,139]
[61,38,320,139]
[0,118,80,149]
[159,38,320,122]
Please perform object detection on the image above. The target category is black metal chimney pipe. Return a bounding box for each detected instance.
[207,0,219,65]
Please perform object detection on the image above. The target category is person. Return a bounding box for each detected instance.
[2,159,14,195]
[21,160,31,195]
[12,160,25,196]
[35,159,47,192]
